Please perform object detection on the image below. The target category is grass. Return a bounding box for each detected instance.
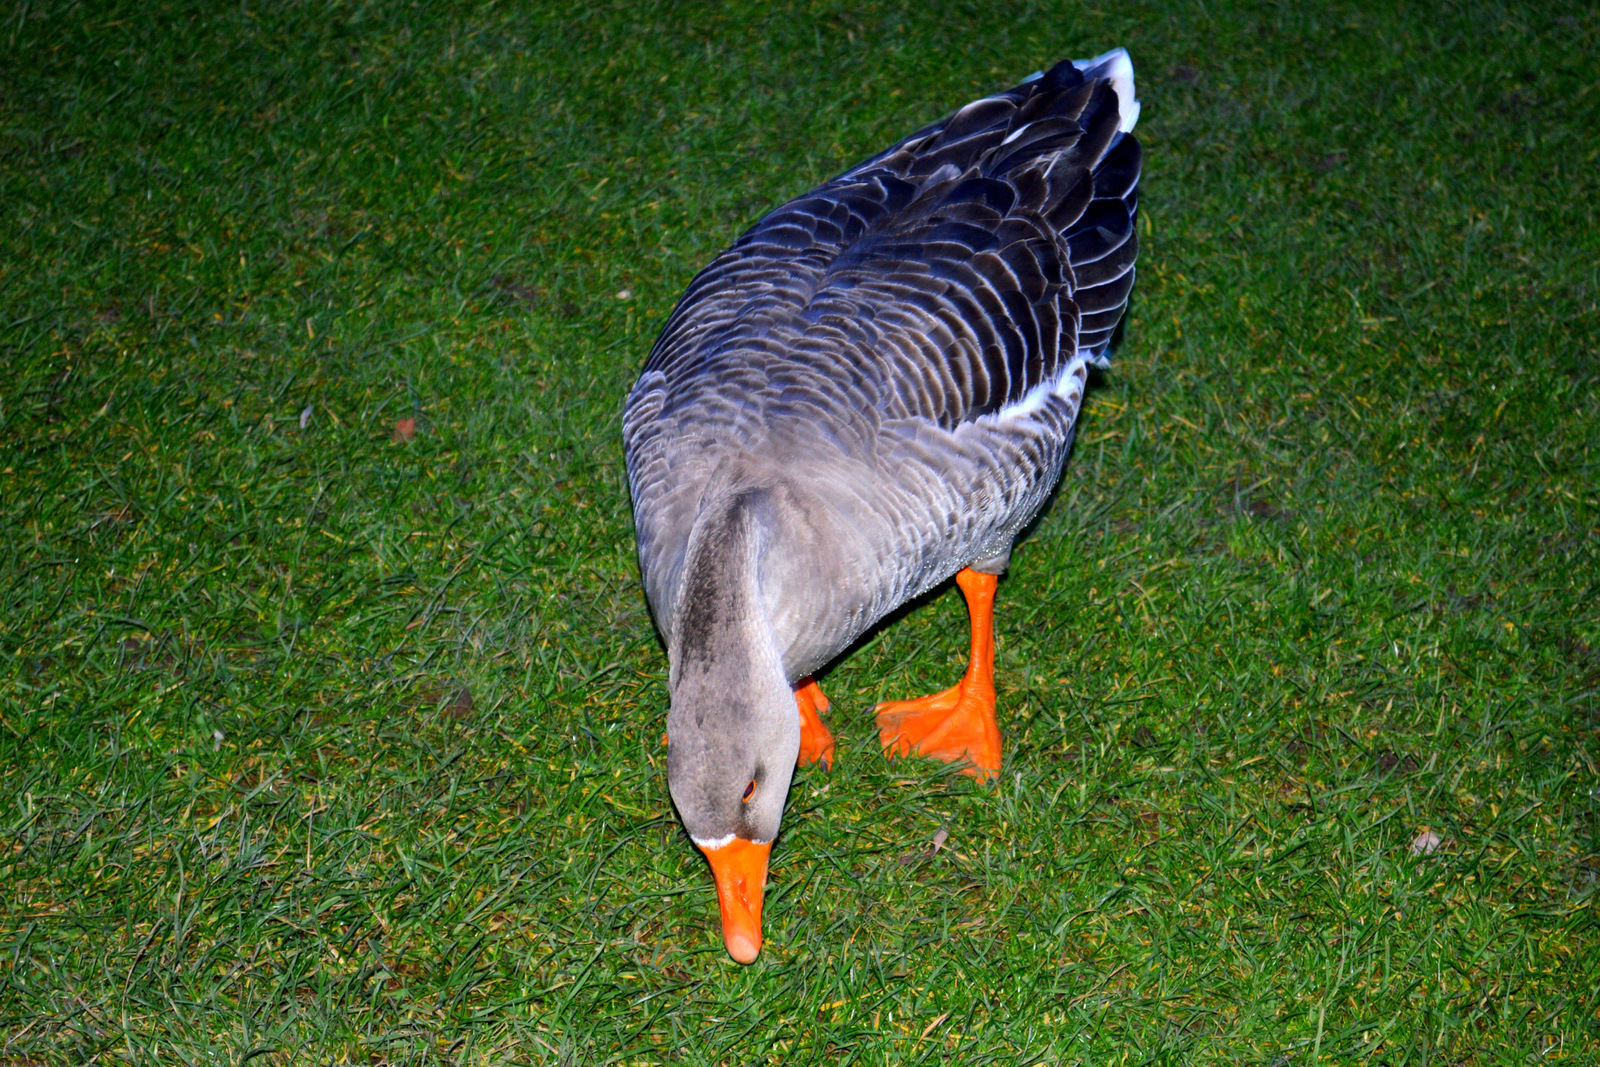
[1,0,1596,1062]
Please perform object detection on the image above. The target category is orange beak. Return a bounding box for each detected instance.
[698,837,772,963]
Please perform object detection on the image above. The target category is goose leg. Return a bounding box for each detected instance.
[794,676,835,769]
[875,568,1001,780]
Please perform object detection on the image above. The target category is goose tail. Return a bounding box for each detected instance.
[1073,48,1140,135]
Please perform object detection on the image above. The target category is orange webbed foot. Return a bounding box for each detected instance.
[875,679,1000,779]
[795,676,835,769]
[874,568,1002,780]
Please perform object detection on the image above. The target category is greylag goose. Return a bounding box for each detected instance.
[624,50,1141,963]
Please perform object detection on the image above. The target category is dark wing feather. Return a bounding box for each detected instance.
[634,57,1141,433]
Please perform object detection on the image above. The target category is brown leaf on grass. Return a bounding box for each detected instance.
[899,826,949,865]
[392,418,417,443]
[100,503,133,523]
[443,686,475,720]
[1224,472,1291,523]
[489,273,540,308]
[116,633,179,671]
[1376,750,1419,775]
[408,678,475,721]
[1410,829,1443,856]
[1558,636,1595,671]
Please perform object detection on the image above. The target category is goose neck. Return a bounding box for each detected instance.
[669,489,778,686]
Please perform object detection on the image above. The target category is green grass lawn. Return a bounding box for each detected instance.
[2,0,1596,1062]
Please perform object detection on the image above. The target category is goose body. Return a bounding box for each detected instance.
[624,51,1141,962]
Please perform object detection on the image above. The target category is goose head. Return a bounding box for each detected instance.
[664,488,800,963]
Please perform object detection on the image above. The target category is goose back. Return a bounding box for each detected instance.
[626,53,1141,677]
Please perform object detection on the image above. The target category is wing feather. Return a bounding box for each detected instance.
[627,55,1143,584]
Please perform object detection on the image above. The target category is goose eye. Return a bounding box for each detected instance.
[742,779,757,802]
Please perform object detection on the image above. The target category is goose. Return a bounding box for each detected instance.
[623,50,1141,963]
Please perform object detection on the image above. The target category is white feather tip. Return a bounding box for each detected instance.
[1073,47,1140,134]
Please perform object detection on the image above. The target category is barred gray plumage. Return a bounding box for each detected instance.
[623,50,1141,962]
